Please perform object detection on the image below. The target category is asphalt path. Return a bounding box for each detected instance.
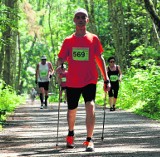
[0,99,160,157]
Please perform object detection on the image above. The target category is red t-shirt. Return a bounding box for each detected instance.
[58,32,103,88]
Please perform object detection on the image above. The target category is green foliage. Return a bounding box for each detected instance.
[131,45,160,67]
[48,93,59,103]
[117,65,160,120]
[96,53,160,120]
[0,80,26,127]
[96,81,105,105]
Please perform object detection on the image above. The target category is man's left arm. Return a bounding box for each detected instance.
[95,54,111,92]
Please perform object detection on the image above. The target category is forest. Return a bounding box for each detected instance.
[0,0,160,125]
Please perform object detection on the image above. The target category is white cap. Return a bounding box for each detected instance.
[41,55,47,60]
[74,8,88,17]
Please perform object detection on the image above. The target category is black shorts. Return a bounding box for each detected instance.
[108,82,119,98]
[66,84,96,110]
[38,82,49,91]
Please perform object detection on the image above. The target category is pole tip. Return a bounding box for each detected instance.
[101,137,104,141]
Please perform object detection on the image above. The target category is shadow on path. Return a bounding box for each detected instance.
[0,99,160,157]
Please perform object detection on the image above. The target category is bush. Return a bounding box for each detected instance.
[96,65,160,120]
[117,66,160,120]
[0,80,25,128]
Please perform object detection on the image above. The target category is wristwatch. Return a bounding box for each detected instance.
[104,80,110,84]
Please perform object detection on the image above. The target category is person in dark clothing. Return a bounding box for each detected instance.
[107,57,122,111]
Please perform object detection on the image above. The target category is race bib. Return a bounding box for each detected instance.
[61,77,66,82]
[40,70,48,77]
[72,47,89,61]
[110,75,118,82]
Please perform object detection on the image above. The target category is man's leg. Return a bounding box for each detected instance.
[85,101,95,138]
[39,82,44,109]
[44,82,49,108]
[44,95,48,107]
[67,108,77,133]
[66,87,80,148]
[39,93,43,104]
[83,101,95,152]
[44,90,48,107]
[66,109,77,148]
[82,84,96,151]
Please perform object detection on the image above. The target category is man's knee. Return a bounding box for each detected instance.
[85,101,95,106]
[85,101,95,112]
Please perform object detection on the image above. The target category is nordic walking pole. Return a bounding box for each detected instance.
[56,64,63,148]
[56,84,61,148]
[101,92,107,141]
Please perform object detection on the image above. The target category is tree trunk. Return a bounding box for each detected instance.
[16,32,22,93]
[144,0,160,32]
[0,45,4,79]
[108,0,127,70]
[2,0,18,86]
[3,0,13,85]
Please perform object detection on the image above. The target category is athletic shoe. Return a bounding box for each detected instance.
[110,107,114,111]
[83,140,94,152]
[44,101,47,108]
[66,136,75,148]
[40,103,43,109]
[113,105,116,111]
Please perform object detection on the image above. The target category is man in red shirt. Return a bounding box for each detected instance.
[56,8,110,152]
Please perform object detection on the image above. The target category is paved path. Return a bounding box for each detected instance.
[0,99,160,157]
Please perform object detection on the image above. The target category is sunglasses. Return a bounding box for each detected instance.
[75,15,86,20]
[109,61,115,63]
